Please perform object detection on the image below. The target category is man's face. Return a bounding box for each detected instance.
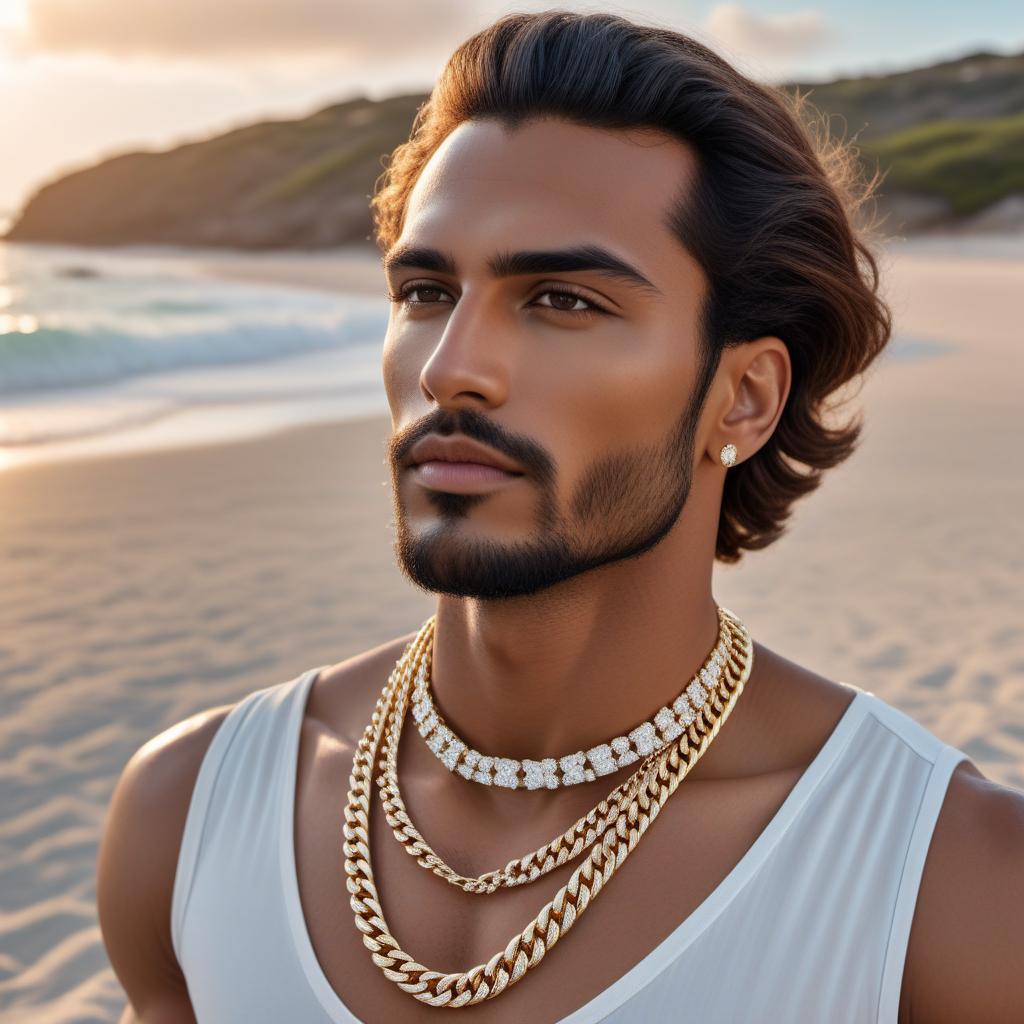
[382,117,712,599]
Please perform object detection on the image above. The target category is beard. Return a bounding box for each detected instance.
[388,391,703,601]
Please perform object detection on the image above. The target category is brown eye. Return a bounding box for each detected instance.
[547,291,585,311]
[534,288,606,316]
[402,285,451,304]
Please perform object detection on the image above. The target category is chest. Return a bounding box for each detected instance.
[291,732,817,1024]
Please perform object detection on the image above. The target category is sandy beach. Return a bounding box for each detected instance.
[1,240,1022,1022]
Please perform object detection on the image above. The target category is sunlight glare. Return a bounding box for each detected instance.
[0,311,38,333]
[0,1,28,31]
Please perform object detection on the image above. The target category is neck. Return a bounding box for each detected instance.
[429,518,725,764]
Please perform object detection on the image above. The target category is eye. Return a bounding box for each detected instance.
[532,287,608,317]
[387,282,609,317]
[389,283,454,306]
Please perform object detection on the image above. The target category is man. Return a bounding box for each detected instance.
[97,10,1024,1023]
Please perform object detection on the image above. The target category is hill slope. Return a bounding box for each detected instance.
[6,50,1023,248]
[5,93,426,249]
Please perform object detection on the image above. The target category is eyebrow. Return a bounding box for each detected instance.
[382,243,662,297]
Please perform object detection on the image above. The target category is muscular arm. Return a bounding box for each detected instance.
[96,705,234,1023]
[903,760,1024,1023]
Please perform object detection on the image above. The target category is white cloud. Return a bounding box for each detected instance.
[24,0,467,59]
[704,4,831,58]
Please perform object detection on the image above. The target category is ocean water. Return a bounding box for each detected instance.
[0,242,391,469]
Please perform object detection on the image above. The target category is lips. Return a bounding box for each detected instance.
[405,434,524,475]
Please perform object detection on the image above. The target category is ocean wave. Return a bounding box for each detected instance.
[0,305,388,395]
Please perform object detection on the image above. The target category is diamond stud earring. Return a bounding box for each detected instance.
[720,443,738,467]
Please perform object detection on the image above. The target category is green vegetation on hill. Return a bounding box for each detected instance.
[861,113,1024,215]
[790,50,1024,141]
[6,50,1023,248]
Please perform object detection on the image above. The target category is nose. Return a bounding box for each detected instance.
[419,290,512,411]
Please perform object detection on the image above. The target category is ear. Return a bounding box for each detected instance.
[706,337,791,467]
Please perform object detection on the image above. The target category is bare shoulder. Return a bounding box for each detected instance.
[720,641,859,776]
[902,758,1024,1023]
[96,700,236,1023]
[303,629,421,752]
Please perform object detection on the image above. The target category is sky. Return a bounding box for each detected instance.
[1,0,1022,213]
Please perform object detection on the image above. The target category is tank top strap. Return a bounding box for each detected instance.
[876,739,968,1018]
[170,666,327,964]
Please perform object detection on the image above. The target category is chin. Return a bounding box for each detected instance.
[392,522,637,601]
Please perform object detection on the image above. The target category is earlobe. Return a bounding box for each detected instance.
[712,337,789,465]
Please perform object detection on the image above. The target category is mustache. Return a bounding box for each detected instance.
[388,407,555,483]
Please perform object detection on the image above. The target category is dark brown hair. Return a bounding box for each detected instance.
[371,9,892,563]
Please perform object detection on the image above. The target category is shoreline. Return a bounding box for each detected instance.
[192,242,386,296]
[0,403,391,478]
[0,242,390,474]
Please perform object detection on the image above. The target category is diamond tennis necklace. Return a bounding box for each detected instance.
[410,604,734,789]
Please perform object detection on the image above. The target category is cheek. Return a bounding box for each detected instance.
[524,328,693,461]
[382,324,424,418]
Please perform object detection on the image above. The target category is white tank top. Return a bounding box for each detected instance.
[171,666,968,1023]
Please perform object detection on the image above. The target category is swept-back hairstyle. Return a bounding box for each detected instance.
[371,9,892,563]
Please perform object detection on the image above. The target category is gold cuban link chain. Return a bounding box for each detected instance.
[343,608,754,1008]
